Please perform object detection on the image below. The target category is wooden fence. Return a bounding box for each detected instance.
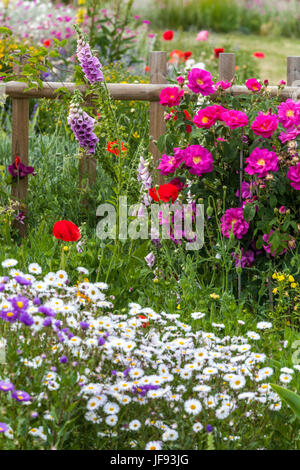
[3,51,300,236]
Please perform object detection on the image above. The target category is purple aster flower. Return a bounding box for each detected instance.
[11,390,32,402]
[98,337,106,346]
[19,311,34,327]
[38,306,56,317]
[43,317,52,327]
[14,276,32,286]
[57,333,65,343]
[33,297,41,306]
[0,381,14,392]
[10,295,29,311]
[132,384,160,397]
[80,321,89,330]
[0,284,5,292]
[1,309,18,323]
[206,424,213,433]
[0,423,8,433]
[123,368,131,377]
[59,355,68,364]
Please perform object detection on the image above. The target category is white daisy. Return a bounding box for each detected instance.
[145,441,162,450]
[2,259,18,268]
[129,419,141,431]
[184,398,202,415]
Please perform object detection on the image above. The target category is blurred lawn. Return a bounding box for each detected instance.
[156,30,300,84]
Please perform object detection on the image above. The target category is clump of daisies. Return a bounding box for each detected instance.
[0,258,298,450]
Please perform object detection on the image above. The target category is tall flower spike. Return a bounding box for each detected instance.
[74,25,104,84]
[67,91,99,154]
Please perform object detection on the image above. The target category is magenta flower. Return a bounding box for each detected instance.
[278,99,300,129]
[8,157,35,180]
[221,207,249,239]
[168,177,185,191]
[157,151,183,175]
[232,248,255,268]
[215,80,231,90]
[236,181,252,199]
[183,145,213,176]
[251,112,278,138]
[245,148,278,178]
[176,76,185,86]
[245,78,262,92]
[159,87,184,107]
[220,110,249,130]
[262,230,287,257]
[193,105,227,129]
[287,162,300,190]
[279,127,300,143]
[279,206,286,214]
[187,69,215,96]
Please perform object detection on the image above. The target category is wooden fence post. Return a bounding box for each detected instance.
[149,51,167,185]
[219,53,242,297]
[287,57,300,86]
[11,55,30,237]
[219,53,235,83]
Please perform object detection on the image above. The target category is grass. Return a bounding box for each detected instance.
[155,29,300,84]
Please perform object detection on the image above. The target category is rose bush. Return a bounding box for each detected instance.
[154,74,300,302]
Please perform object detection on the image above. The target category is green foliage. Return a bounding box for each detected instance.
[270,384,300,420]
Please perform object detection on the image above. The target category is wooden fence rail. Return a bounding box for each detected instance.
[3,51,300,237]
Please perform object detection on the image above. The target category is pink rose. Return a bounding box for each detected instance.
[159,87,184,107]
[251,112,278,138]
[220,110,249,130]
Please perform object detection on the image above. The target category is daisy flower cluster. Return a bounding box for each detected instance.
[0,259,297,449]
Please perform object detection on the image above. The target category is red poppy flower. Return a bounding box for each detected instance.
[169,49,185,64]
[145,65,150,73]
[253,51,265,59]
[138,314,149,328]
[163,30,174,41]
[53,220,81,242]
[183,51,192,60]
[106,140,127,156]
[43,39,51,47]
[15,156,21,168]
[214,48,224,58]
[149,183,179,203]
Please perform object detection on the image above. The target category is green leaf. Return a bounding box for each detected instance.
[270,384,300,420]
[0,26,12,36]
[243,203,256,222]
[156,134,166,153]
